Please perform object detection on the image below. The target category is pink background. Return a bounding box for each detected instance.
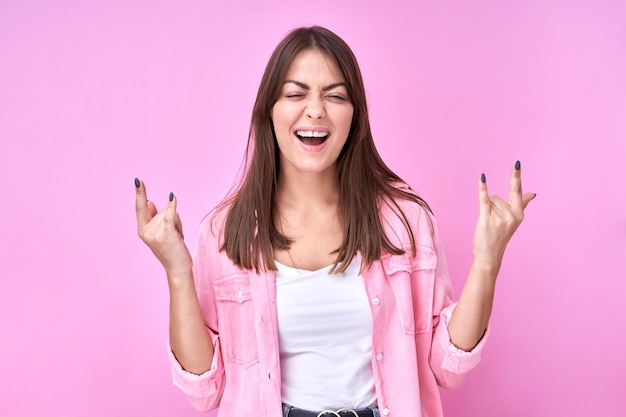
[1,0,625,415]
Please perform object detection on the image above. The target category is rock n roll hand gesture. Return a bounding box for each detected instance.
[134,178,214,373]
[134,178,192,279]
[473,160,536,269]
[448,161,535,351]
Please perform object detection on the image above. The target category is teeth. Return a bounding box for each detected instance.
[296,130,329,138]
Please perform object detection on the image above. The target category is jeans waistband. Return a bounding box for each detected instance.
[282,403,379,417]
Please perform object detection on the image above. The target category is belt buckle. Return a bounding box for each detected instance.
[316,408,359,417]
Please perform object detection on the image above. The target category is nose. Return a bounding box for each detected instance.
[305,99,325,119]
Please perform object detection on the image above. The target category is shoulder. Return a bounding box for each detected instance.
[193,202,250,281]
[379,183,435,228]
[379,184,437,248]
[197,203,231,250]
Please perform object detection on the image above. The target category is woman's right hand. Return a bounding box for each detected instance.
[135,178,192,278]
[135,179,215,375]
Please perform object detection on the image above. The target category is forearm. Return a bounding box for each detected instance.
[168,270,215,375]
[447,260,499,351]
[447,162,534,352]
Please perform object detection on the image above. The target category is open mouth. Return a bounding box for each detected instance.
[295,130,329,146]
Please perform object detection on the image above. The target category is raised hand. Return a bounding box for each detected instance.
[135,178,192,278]
[472,161,535,271]
[135,178,214,373]
[448,161,535,351]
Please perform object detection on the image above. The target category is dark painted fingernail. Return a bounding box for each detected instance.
[481,173,486,183]
[515,160,521,170]
[533,193,537,199]
[134,178,140,188]
[169,192,174,202]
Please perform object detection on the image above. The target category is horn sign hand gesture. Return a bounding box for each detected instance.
[134,178,192,278]
[473,160,536,267]
[448,161,536,352]
[134,178,213,374]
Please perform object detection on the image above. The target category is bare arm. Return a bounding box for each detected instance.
[135,179,214,374]
[447,162,535,351]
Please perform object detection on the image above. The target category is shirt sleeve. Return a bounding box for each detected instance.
[426,210,489,389]
[167,215,227,411]
[168,331,225,411]
[430,302,489,388]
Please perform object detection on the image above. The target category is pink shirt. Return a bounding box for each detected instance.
[169,198,488,417]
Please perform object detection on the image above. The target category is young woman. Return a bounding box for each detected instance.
[135,26,534,417]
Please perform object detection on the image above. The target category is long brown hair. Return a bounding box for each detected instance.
[219,26,431,273]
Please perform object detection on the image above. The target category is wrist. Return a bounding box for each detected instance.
[166,268,194,289]
[469,257,501,283]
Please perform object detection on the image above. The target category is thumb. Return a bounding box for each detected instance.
[521,192,537,209]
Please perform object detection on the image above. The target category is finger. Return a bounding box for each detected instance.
[487,195,511,217]
[146,200,158,217]
[135,178,153,226]
[167,192,185,240]
[164,191,178,231]
[521,192,536,209]
[478,172,491,217]
[508,161,523,211]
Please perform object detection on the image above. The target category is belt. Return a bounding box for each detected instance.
[283,404,376,417]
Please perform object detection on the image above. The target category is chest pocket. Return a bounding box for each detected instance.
[213,274,259,368]
[383,245,437,335]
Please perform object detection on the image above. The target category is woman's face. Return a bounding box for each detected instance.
[271,48,354,179]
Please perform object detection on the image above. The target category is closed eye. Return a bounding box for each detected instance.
[327,94,347,101]
[285,93,305,99]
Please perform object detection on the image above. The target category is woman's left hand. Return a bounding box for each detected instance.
[448,161,535,351]
[472,161,536,272]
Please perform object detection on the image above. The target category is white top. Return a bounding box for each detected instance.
[275,257,376,410]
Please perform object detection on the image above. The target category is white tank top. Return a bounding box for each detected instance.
[275,257,376,410]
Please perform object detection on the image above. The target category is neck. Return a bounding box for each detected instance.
[276,168,340,211]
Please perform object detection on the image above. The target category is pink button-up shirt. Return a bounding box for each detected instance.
[169,198,487,417]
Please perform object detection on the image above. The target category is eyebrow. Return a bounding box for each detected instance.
[283,80,347,91]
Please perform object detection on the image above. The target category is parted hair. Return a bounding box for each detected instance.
[219,26,431,273]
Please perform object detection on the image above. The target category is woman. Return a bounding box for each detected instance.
[135,26,534,417]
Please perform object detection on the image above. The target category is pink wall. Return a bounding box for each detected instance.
[1,0,624,415]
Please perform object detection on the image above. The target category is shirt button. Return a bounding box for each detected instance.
[372,297,380,306]
[376,353,383,361]
[382,408,390,415]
